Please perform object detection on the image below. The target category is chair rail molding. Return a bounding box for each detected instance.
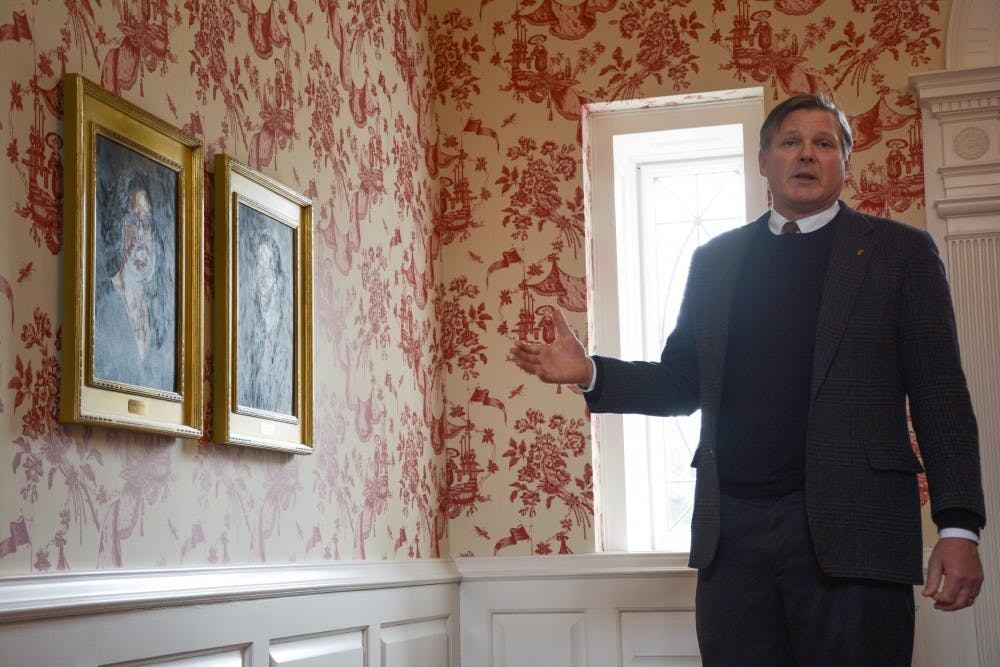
[0,558,461,623]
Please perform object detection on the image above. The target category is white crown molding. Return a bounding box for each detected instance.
[909,65,1000,245]
[0,559,461,623]
[909,65,1000,106]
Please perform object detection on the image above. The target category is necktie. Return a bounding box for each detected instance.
[781,220,800,235]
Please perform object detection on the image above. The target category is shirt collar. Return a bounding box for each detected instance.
[767,201,840,235]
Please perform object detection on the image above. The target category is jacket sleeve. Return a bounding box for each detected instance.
[584,246,703,418]
[899,228,985,528]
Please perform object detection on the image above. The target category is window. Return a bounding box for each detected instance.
[584,89,767,552]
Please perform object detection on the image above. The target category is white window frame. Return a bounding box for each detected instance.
[584,89,768,552]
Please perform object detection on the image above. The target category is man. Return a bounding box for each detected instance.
[94,170,174,391]
[511,94,985,665]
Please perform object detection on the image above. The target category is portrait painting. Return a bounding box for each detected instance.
[213,154,313,454]
[93,135,178,393]
[59,73,203,438]
[236,203,295,416]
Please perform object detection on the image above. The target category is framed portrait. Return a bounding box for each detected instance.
[59,73,204,437]
[213,155,313,454]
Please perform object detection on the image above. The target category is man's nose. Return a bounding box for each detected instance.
[798,142,816,161]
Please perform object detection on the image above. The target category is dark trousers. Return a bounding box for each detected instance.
[695,491,914,667]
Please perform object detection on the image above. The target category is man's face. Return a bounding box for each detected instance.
[758,108,848,220]
[123,188,155,283]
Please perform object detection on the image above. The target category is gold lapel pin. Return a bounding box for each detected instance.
[857,249,865,256]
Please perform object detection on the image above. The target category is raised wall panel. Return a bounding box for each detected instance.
[492,612,586,667]
[620,611,699,666]
[457,553,698,667]
[380,618,450,667]
[269,630,365,667]
[104,647,248,667]
[912,596,979,667]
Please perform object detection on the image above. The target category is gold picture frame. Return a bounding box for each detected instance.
[213,155,313,454]
[59,73,203,437]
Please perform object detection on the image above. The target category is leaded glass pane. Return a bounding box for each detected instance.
[630,153,746,551]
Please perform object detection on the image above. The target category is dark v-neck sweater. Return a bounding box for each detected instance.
[716,217,838,498]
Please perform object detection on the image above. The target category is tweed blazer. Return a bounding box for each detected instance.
[586,203,985,585]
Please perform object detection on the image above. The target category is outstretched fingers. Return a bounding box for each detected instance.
[509,309,591,386]
[511,340,543,375]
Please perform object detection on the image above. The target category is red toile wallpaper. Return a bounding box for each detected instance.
[0,0,943,573]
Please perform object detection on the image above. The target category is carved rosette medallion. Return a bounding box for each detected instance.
[952,126,990,161]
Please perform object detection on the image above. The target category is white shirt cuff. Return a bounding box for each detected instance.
[939,527,979,544]
[579,357,597,393]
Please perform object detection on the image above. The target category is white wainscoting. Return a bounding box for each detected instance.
[0,552,980,666]
[457,551,981,667]
[457,552,700,667]
[0,560,459,667]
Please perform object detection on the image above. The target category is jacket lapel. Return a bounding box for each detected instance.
[810,204,875,401]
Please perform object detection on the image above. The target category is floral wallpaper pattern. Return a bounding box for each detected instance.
[0,0,944,574]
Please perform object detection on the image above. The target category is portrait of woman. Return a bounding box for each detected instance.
[93,135,178,393]
[236,203,295,416]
